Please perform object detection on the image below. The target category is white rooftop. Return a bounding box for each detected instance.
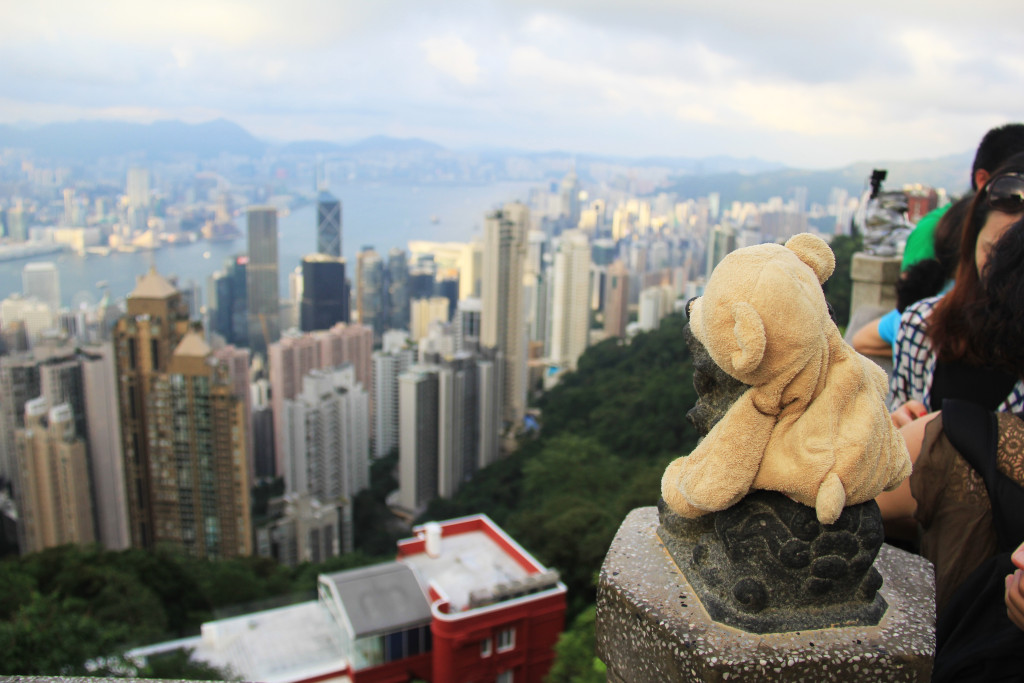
[401,529,531,612]
[148,601,350,683]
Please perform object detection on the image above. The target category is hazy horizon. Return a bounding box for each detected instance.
[2,1,1021,170]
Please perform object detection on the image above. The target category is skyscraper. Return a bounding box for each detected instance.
[247,207,280,357]
[210,255,248,347]
[549,230,592,371]
[355,247,385,337]
[387,248,410,330]
[372,342,414,459]
[481,202,529,431]
[300,254,349,332]
[437,355,479,499]
[22,262,61,313]
[559,168,581,230]
[316,191,342,258]
[604,260,630,339]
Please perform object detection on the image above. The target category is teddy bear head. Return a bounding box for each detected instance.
[688,233,836,387]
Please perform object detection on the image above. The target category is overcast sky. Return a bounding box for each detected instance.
[2,1,1022,169]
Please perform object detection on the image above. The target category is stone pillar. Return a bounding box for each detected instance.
[595,507,935,682]
[849,253,900,325]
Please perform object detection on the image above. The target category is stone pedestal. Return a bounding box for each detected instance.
[849,252,901,326]
[595,507,935,682]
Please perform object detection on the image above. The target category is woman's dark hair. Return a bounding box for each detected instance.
[895,194,972,311]
[928,152,1024,363]
[965,218,1024,377]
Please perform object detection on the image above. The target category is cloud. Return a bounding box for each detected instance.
[420,35,482,86]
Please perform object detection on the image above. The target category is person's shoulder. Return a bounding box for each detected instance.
[903,294,943,320]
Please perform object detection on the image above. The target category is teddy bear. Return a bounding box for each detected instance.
[661,233,911,525]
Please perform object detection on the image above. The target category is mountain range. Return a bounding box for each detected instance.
[0,118,973,201]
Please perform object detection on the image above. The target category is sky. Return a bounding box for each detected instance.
[1,0,1023,169]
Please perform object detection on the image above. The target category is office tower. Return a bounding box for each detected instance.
[386,248,410,330]
[210,255,248,347]
[481,202,529,431]
[559,168,581,229]
[282,366,368,510]
[453,298,481,354]
[126,167,150,210]
[604,260,630,339]
[143,330,251,558]
[410,297,450,342]
[15,400,94,553]
[316,190,342,258]
[300,254,349,332]
[251,379,275,481]
[355,248,385,336]
[22,262,61,312]
[372,342,414,459]
[247,207,281,357]
[397,366,439,514]
[461,240,484,300]
[269,324,374,477]
[436,272,459,319]
[437,355,479,498]
[705,223,736,279]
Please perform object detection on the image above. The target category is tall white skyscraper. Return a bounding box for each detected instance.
[548,230,592,371]
[126,167,150,210]
[398,366,439,514]
[22,262,61,312]
[480,202,529,431]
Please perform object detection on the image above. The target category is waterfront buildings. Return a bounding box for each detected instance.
[21,261,60,312]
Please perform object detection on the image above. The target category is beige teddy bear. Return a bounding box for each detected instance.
[661,233,911,524]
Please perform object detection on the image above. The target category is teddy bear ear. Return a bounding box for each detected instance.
[731,301,766,375]
[785,233,835,285]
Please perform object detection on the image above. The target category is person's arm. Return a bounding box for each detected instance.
[877,410,937,539]
[1006,543,1024,630]
[852,316,890,357]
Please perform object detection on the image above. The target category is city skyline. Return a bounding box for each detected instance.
[1,1,1020,169]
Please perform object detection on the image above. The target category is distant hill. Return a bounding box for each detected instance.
[0,119,266,160]
[659,152,973,206]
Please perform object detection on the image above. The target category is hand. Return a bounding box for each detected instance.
[891,400,929,428]
[1005,543,1024,630]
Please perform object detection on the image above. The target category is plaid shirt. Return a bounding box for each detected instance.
[890,295,1024,413]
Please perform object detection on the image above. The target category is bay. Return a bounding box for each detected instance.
[0,181,538,309]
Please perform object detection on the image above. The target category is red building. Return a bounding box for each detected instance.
[133,514,567,683]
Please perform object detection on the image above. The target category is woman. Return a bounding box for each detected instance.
[879,215,1024,681]
[889,155,1024,427]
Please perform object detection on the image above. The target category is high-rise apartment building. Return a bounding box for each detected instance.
[453,298,481,354]
[300,254,349,332]
[437,355,479,499]
[481,202,529,431]
[114,269,250,557]
[355,248,385,337]
[372,342,414,459]
[549,230,591,371]
[409,297,450,342]
[282,366,369,511]
[247,207,280,357]
[22,262,61,313]
[146,331,251,558]
[15,399,94,554]
[604,260,630,339]
[397,366,439,514]
[316,190,342,258]
[269,324,373,477]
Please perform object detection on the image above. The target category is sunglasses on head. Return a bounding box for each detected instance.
[985,173,1024,214]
